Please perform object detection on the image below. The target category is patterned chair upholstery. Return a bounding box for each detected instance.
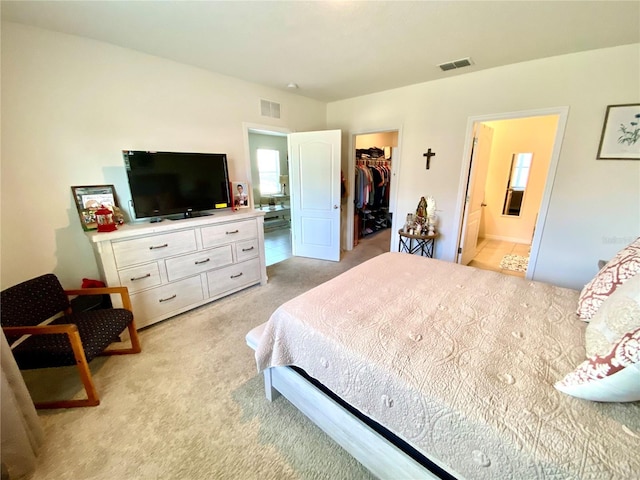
[1,274,141,408]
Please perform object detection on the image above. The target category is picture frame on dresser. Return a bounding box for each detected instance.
[71,185,120,231]
[231,181,250,209]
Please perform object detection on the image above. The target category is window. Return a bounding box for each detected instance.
[510,153,532,190]
[257,149,280,195]
[502,152,533,216]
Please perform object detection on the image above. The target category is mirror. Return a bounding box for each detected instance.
[502,153,532,216]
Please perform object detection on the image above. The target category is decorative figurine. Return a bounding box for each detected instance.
[95,205,118,232]
[416,196,428,219]
[426,196,436,217]
[424,196,437,235]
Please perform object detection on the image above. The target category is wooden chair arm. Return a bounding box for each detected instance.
[3,324,99,409]
[64,286,132,311]
[3,324,78,336]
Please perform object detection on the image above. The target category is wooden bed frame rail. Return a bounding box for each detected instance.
[247,323,454,480]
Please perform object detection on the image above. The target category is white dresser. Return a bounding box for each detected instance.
[87,210,267,329]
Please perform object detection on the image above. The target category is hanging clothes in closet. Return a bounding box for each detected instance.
[354,147,392,237]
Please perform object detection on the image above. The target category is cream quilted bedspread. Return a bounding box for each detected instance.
[256,253,640,479]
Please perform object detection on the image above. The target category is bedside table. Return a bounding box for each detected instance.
[398,230,437,258]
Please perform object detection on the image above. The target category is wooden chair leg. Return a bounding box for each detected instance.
[20,320,139,409]
[128,320,142,353]
[102,320,141,356]
[35,328,100,409]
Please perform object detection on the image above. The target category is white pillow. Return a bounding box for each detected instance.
[585,275,640,357]
[555,327,640,402]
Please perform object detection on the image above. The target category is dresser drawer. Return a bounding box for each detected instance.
[165,245,233,282]
[112,230,197,268]
[236,239,260,262]
[117,263,161,293]
[207,258,261,298]
[130,276,204,328]
[201,220,258,248]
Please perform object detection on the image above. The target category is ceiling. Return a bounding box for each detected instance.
[2,1,639,102]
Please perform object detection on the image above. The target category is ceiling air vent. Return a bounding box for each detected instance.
[438,57,474,72]
[260,99,281,119]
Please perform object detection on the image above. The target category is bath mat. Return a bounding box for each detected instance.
[500,254,529,272]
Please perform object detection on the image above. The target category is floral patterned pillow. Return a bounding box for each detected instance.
[576,237,640,320]
[585,274,640,357]
[555,327,640,402]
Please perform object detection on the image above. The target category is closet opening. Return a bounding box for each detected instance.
[351,131,399,251]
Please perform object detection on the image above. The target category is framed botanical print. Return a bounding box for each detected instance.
[597,103,640,160]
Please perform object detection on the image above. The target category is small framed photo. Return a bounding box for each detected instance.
[71,185,120,231]
[597,103,640,160]
[231,181,250,209]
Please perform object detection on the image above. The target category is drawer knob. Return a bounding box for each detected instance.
[149,243,169,250]
[226,229,239,235]
[242,246,255,252]
[158,294,177,303]
[131,273,152,281]
[230,272,244,279]
[195,258,211,265]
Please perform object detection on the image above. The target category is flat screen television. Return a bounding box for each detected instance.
[123,150,231,220]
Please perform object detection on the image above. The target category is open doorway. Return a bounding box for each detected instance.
[347,130,400,253]
[455,108,569,279]
[243,124,342,265]
[244,125,292,266]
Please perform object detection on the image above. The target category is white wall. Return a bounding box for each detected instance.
[355,132,398,149]
[328,44,640,289]
[0,22,326,289]
[2,22,638,292]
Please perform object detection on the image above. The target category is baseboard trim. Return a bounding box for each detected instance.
[482,234,530,244]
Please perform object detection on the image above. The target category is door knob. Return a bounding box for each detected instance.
[334,205,339,209]
[481,203,487,207]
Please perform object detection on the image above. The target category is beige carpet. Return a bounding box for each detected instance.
[21,230,392,480]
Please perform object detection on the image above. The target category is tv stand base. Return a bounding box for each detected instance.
[86,211,267,329]
[165,211,214,221]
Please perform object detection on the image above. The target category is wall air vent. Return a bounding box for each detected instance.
[439,62,456,71]
[438,57,474,72]
[260,99,281,119]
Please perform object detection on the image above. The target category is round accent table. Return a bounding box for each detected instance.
[398,230,437,258]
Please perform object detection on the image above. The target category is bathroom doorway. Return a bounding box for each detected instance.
[456,107,569,279]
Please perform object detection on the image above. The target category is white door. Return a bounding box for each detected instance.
[289,130,341,261]
[458,123,493,265]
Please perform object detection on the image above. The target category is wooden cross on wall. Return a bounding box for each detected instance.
[423,148,436,170]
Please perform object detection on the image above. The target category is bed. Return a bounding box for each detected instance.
[249,252,640,479]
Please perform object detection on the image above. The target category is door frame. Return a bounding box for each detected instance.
[346,126,404,252]
[453,107,569,279]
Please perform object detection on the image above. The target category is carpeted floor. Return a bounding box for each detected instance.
[20,230,392,480]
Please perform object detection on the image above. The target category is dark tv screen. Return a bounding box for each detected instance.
[123,150,231,219]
